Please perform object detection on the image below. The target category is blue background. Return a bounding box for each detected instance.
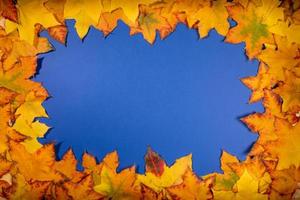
[36,20,263,175]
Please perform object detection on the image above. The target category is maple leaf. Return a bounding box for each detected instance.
[167,168,214,200]
[213,170,268,200]
[226,0,284,58]
[137,148,192,193]
[11,174,51,200]
[191,0,230,38]
[258,36,300,81]
[82,152,102,174]
[206,152,240,192]
[13,91,49,152]
[5,0,60,45]
[241,90,284,149]
[93,151,141,200]
[96,9,124,37]
[241,62,275,103]
[0,0,17,22]
[54,149,84,182]
[130,5,171,44]
[64,0,103,39]
[264,118,300,169]
[149,0,186,37]
[269,20,300,45]
[0,34,37,70]
[0,0,299,198]
[9,141,62,182]
[274,70,300,113]
[211,151,271,195]
[64,175,104,200]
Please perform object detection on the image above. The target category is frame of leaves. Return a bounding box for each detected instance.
[0,0,299,199]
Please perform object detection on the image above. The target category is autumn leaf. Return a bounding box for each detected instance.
[226,0,283,58]
[137,148,192,192]
[0,34,37,70]
[64,0,103,39]
[97,9,124,37]
[191,0,230,38]
[269,20,300,45]
[241,62,276,103]
[130,5,171,44]
[258,36,300,81]
[93,151,141,200]
[274,70,300,113]
[5,0,60,45]
[264,118,300,169]
[13,91,49,152]
[64,175,104,200]
[241,90,284,149]
[213,170,268,200]
[9,141,62,182]
[0,0,299,199]
[167,168,214,200]
[54,149,84,182]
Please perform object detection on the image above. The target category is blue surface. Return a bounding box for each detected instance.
[36,20,263,175]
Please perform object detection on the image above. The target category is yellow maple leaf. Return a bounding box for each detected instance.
[265,118,300,169]
[137,148,192,192]
[226,0,283,58]
[213,170,268,200]
[5,0,60,45]
[193,0,230,38]
[269,20,300,44]
[9,141,62,182]
[64,0,102,39]
[130,4,171,44]
[93,151,141,199]
[258,36,300,81]
[167,168,214,200]
[241,90,283,146]
[13,91,49,152]
[274,70,300,113]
